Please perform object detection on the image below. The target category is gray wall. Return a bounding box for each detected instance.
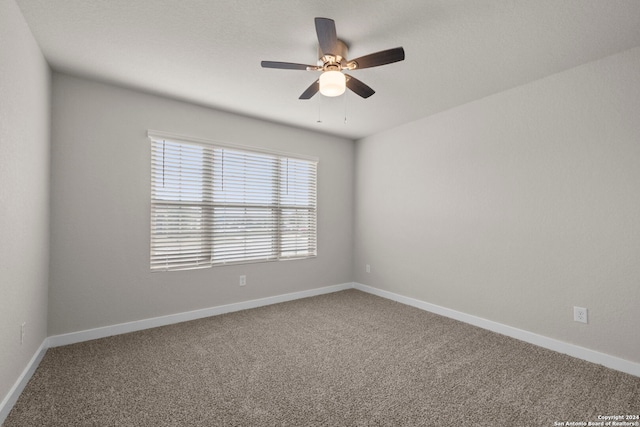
[354,46,640,364]
[48,73,354,335]
[0,0,51,405]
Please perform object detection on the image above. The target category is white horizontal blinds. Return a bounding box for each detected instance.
[278,158,317,259]
[151,139,214,271]
[211,148,318,264]
[211,148,279,264]
[150,134,317,271]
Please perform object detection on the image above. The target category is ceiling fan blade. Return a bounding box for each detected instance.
[315,17,338,56]
[348,47,405,69]
[345,74,375,98]
[261,61,316,70]
[299,80,319,99]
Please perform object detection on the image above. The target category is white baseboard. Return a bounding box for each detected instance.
[354,282,640,378]
[48,282,353,348]
[0,340,48,425]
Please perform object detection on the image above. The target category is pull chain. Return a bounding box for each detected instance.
[316,92,323,124]
[344,90,348,124]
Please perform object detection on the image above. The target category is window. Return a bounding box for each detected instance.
[149,132,317,271]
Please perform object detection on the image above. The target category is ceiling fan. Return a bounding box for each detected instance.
[261,17,405,100]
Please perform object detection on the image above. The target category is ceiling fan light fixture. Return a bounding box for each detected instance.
[319,70,346,97]
[261,18,404,100]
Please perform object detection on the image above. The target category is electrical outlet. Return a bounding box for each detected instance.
[20,322,26,345]
[573,306,588,324]
[239,275,246,286]
[366,264,371,273]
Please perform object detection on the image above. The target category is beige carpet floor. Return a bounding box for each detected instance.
[4,289,639,426]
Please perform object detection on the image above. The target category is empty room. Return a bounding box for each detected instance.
[1,0,639,425]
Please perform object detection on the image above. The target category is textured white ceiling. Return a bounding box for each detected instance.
[15,0,640,139]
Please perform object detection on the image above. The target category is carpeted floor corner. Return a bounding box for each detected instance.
[4,289,639,426]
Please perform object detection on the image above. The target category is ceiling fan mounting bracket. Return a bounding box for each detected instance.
[344,61,358,71]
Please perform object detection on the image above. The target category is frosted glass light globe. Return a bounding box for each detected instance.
[319,71,346,97]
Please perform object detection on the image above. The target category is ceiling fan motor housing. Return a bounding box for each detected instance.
[318,39,348,70]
